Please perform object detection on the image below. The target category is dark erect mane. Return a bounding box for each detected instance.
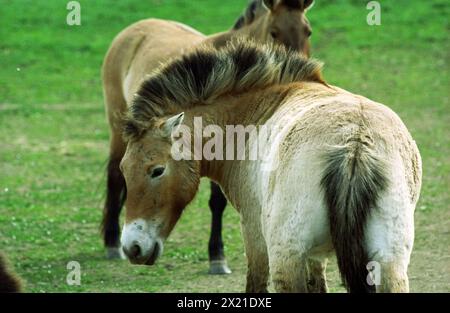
[233,0,264,30]
[124,38,324,141]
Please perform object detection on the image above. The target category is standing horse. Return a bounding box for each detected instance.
[101,0,315,275]
[118,40,422,292]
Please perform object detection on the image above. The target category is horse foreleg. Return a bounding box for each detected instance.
[101,134,127,259]
[208,181,231,274]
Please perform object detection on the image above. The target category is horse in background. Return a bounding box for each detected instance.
[101,0,315,275]
[118,39,422,292]
[0,252,22,292]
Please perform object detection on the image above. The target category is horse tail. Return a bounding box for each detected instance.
[320,141,388,293]
[0,252,22,293]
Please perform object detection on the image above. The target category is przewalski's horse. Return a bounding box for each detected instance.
[118,39,422,293]
[0,252,22,293]
[101,0,315,274]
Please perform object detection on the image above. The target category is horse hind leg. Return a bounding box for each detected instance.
[207,181,231,274]
[307,257,329,293]
[365,220,413,293]
[365,176,415,292]
[266,231,311,292]
[269,249,309,292]
[268,243,328,292]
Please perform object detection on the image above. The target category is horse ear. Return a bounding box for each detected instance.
[162,112,184,138]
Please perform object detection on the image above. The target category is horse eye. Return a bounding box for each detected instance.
[150,166,165,178]
[270,31,278,39]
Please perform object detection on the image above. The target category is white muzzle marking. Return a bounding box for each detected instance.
[121,218,163,260]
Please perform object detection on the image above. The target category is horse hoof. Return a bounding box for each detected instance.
[209,260,232,275]
[106,247,126,260]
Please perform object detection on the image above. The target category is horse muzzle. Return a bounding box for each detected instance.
[122,240,162,265]
[120,218,164,265]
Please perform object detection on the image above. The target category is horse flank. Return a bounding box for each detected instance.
[124,39,323,141]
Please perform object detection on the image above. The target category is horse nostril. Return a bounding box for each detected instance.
[123,243,142,260]
[129,244,141,258]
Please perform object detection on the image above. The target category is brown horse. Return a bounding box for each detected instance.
[119,39,422,292]
[101,0,315,274]
[0,252,22,293]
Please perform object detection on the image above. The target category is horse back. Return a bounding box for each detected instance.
[102,18,206,106]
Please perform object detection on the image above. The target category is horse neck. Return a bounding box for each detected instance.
[204,31,235,49]
[182,85,291,195]
[205,16,268,49]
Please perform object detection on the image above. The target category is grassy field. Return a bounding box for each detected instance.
[0,0,449,292]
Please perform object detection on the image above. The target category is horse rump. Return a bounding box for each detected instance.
[321,142,388,293]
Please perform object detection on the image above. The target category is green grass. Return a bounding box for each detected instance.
[0,0,449,292]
